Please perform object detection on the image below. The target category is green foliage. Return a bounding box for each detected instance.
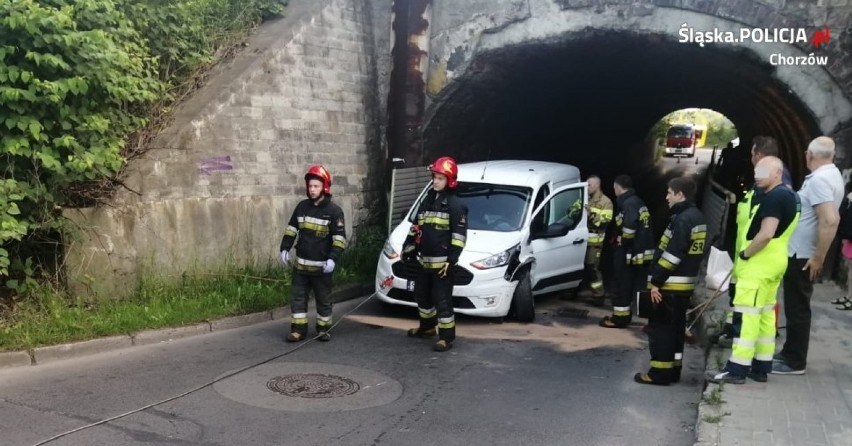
[0,0,284,291]
[337,226,386,281]
[0,263,291,350]
[0,241,375,351]
[1,0,160,281]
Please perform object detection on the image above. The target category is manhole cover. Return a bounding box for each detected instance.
[267,374,360,398]
[555,308,589,319]
[214,362,402,412]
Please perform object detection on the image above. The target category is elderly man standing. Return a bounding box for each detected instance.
[708,156,799,384]
[774,136,844,375]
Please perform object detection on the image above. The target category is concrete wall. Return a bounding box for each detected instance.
[64,0,391,297]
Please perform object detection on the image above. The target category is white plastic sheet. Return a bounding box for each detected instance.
[705,246,733,292]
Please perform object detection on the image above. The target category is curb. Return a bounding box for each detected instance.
[692,285,729,446]
[0,282,374,369]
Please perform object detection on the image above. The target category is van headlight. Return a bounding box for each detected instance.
[382,240,399,259]
[471,245,518,270]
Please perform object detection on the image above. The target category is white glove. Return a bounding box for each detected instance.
[323,259,335,274]
[280,250,290,265]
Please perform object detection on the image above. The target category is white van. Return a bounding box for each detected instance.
[374,160,589,321]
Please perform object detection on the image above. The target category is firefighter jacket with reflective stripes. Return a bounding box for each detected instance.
[648,201,707,294]
[588,191,614,247]
[280,198,347,275]
[402,190,468,270]
[613,189,655,265]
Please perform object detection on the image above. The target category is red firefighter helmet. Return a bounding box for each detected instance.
[305,165,332,196]
[429,156,459,189]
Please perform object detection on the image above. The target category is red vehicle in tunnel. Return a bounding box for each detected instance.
[664,124,697,158]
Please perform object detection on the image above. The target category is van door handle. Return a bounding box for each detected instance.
[572,238,585,245]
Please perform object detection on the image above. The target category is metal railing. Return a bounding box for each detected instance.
[387,166,431,234]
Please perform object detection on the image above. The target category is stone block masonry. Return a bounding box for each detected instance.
[64,0,389,298]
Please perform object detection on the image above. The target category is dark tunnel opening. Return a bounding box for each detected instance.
[420,30,823,286]
[422,30,821,195]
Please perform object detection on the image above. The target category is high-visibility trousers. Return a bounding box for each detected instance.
[724,279,780,376]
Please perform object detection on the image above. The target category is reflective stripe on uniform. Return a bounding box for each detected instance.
[659,251,681,270]
[421,256,448,263]
[660,275,697,291]
[418,211,451,226]
[733,338,755,348]
[420,211,449,219]
[291,313,308,324]
[733,305,762,315]
[294,256,325,272]
[613,306,631,316]
[298,216,330,226]
[317,316,332,327]
[298,216,331,232]
[451,233,466,248]
[438,316,455,329]
[588,233,605,245]
[419,307,437,318]
[590,208,613,222]
[650,360,674,369]
[284,225,298,237]
[296,257,326,267]
[333,235,347,249]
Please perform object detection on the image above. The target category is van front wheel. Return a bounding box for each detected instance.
[510,273,534,322]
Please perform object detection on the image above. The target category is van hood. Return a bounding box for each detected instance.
[389,222,520,257]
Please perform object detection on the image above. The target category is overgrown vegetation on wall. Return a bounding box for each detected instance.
[0,0,284,296]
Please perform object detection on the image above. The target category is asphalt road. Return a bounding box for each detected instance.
[0,293,704,446]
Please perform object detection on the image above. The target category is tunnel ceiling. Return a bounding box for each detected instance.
[423,31,820,183]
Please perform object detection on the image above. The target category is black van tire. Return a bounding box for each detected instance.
[510,273,534,322]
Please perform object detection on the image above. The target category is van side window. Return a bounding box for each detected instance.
[532,186,584,234]
[552,187,584,231]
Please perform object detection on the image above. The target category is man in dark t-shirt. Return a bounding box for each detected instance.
[708,156,800,384]
[745,184,799,241]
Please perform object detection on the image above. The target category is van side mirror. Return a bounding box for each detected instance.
[532,223,570,240]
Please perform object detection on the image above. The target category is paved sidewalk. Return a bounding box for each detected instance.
[696,282,852,446]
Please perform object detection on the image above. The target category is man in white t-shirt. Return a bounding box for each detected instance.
[774,136,844,375]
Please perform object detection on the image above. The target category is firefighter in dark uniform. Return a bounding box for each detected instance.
[600,174,654,328]
[635,177,707,385]
[402,156,468,352]
[280,165,347,342]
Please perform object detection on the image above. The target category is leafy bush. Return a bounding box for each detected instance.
[338,226,386,282]
[0,0,284,294]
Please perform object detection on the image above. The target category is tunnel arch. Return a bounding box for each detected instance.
[420,4,852,187]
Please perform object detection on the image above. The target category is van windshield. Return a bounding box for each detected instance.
[409,182,532,232]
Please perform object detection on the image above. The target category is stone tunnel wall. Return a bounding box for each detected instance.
[422,0,852,170]
[64,0,394,298]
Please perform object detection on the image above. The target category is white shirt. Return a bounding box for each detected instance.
[788,163,844,258]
